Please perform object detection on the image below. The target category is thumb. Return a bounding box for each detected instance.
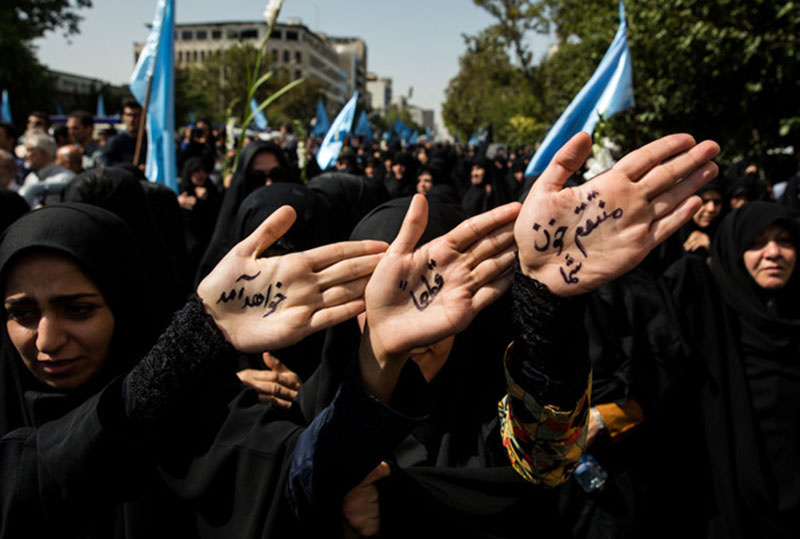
[360,461,391,486]
[236,205,297,257]
[527,132,592,197]
[387,194,428,255]
[262,352,288,373]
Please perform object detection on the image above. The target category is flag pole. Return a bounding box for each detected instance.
[133,73,155,166]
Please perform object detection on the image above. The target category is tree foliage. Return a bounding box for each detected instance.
[0,1,93,124]
[444,0,800,162]
[175,44,324,128]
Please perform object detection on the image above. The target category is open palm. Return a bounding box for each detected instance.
[365,195,519,361]
[515,133,720,296]
[199,206,387,353]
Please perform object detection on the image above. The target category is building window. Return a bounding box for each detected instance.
[283,50,290,63]
[272,49,278,61]
[295,70,302,80]
[286,31,298,41]
[295,51,302,63]
[227,30,238,39]
[196,30,207,40]
[182,31,193,40]
[212,30,222,39]
[272,30,282,39]
[241,28,258,39]
[200,50,205,60]
[193,50,198,62]
[178,51,183,62]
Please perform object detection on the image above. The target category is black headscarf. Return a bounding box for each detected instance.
[0,188,29,234]
[62,167,187,322]
[307,171,388,242]
[0,203,155,434]
[196,141,290,282]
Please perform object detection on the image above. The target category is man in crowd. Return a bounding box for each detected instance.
[19,130,75,205]
[0,121,24,188]
[67,110,101,169]
[55,144,83,175]
[0,149,17,191]
[103,98,145,167]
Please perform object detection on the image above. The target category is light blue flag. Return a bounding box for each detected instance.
[130,0,177,192]
[425,126,431,139]
[310,99,330,137]
[316,91,359,171]
[394,119,411,143]
[1,90,11,123]
[526,2,634,178]
[353,110,372,139]
[96,94,106,118]
[410,131,418,145]
[250,98,268,130]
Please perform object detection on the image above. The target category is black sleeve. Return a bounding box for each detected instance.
[507,257,591,409]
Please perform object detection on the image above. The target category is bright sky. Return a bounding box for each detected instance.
[34,0,554,134]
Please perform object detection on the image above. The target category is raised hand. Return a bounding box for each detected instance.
[237,352,303,407]
[515,132,720,296]
[359,196,519,401]
[198,206,388,353]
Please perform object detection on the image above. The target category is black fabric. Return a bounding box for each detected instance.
[307,171,389,242]
[0,189,28,234]
[663,201,800,538]
[62,167,188,316]
[195,141,289,283]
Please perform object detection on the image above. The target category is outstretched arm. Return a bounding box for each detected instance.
[502,133,719,484]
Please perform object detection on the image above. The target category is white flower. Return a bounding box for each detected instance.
[264,0,283,29]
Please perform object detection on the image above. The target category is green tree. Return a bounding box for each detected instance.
[442,30,547,146]
[0,1,93,124]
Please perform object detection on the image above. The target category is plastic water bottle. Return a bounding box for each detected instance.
[573,453,608,492]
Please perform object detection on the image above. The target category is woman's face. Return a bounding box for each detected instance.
[3,252,115,390]
[190,168,208,187]
[693,190,723,228]
[471,166,485,185]
[743,224,796,290]
[416,172,434,195]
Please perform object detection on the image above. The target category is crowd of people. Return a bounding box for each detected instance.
[0,98,798,539]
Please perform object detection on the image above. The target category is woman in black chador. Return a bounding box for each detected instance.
[664,201,800,538]
[178,157,222,277]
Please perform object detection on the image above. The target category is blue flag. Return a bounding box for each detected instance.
[56,101,64,116]
[250,98,268,130]
[394,119,411,144]
[1,90,11,123]
[130,0,177,192]
[310,99,330,137]
[316,91,359,171]
[96,94,106,118]
[425,126,431,139]
[410,131,418,145]
[353,110,372,139]
[526,2,634,178]
[189,107,195,125]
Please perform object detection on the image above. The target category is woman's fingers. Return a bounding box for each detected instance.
[614,134,696,181]
[462,222,516,270]
[650,161,718,220]
[320,276,371,307]
[315,253,384,288]
[470,247,516,290]
[236,205,297,257]
[388,194,428,255]
[305,240,388,272]
[526,132,592,196]
[308,298,366,332]
[446,202,520,253]
[471,271,514,313]
[360,461,391,486]
[649,195,704,245]
[639,140,720,201]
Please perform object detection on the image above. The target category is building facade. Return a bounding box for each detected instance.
[134,20,355,106]
[365,72,392,113]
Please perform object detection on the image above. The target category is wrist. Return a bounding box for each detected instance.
[358,325,408,404]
